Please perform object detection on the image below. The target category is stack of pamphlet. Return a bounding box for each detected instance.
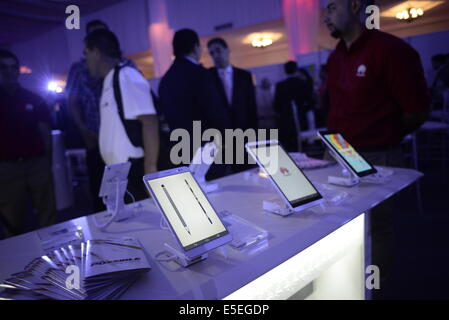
[0,237,150,300]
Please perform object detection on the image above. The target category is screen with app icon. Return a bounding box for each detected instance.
[248,142,322,208]
[323,133,375,175]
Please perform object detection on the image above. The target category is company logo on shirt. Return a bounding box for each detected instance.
[280,167,291,176]
[25,104,34,111]
[356,65,367,77]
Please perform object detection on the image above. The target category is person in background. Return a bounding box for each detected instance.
[430,54,446,110]
[440,54,449,88]
[273,61,313,152]
[159,29,227,179]
[324,0,430,298]
[0,49,56,237]
[298,67,317,129]
[84,29,159,202]
[298,68,315,96]
[207,37,258,174]
[431,54,446,74]
[67,20,136,212]
[316,64,330,128]
[256,77,277,130]
[430,54,448,110]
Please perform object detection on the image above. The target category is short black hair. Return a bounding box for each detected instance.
[86,20,108,34]
[84,29,121,59]
[207,37,228,49]
[173,29,200,58]
[0,49,19,66]
[284,61,298,75]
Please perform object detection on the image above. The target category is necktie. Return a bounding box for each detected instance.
[219,69,232,106]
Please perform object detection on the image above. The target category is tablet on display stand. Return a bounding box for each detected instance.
[143,167,232,267]
[317,131,378,187]
[189,142,219,193]
[94,162,136,230]
[245,140,324,216]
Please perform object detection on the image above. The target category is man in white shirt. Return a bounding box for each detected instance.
[84,29,159,201]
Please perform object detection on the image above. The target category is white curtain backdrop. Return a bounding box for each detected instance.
[282,0,320,59]
[148,0,174,78]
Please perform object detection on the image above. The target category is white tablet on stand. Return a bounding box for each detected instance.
[245,140,323,216]
[143,167,231,267]
[189,142,219,193]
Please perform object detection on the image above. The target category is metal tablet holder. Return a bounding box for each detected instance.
[158,214,208,267]
[164,242,208,267]
[102,179,135,219]
[327,149,360,187]
[263,195,325,216]
[189,142,219,193]
[263,197,296,216]
[95,162,135,230]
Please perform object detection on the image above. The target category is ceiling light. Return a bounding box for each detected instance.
[395,7,424,22]
[243,32,282,49]
[382,1,443,18]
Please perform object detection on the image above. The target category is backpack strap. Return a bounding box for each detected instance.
[112,65,143,148]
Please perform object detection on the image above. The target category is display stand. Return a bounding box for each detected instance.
[158,216,208,267]
[327,149,360,187]
[219,210,268,249]
[163,243,208,267]
[314,183,350,206]
[361,166,394,184]
[262,198,296,216]
[103,180,135,219]
[189,142,219,193]
[252,170,313,216]
[95,162,135,230]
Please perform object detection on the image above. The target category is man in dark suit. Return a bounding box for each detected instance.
[159,29,228,178]
[273,61,313,152]
[207,37,258,174]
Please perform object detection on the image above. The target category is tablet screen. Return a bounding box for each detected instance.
[322,132,376,176]
[247,142,322,208]
[146,171,228,251]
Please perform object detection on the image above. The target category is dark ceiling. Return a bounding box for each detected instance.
[0,0,124,47]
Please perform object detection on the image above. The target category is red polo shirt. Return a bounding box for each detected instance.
[0,86,51,159]
[327,29,430,148]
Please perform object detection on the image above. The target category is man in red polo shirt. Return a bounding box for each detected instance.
[324,0,429,298]
[0,49,56,238]
[325,0,429,152]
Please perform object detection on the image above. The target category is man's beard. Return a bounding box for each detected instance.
[331,29,343,39]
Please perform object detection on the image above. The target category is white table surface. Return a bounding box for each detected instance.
[0,164,422,299]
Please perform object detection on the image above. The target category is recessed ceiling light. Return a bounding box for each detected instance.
[381,1,444,18]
